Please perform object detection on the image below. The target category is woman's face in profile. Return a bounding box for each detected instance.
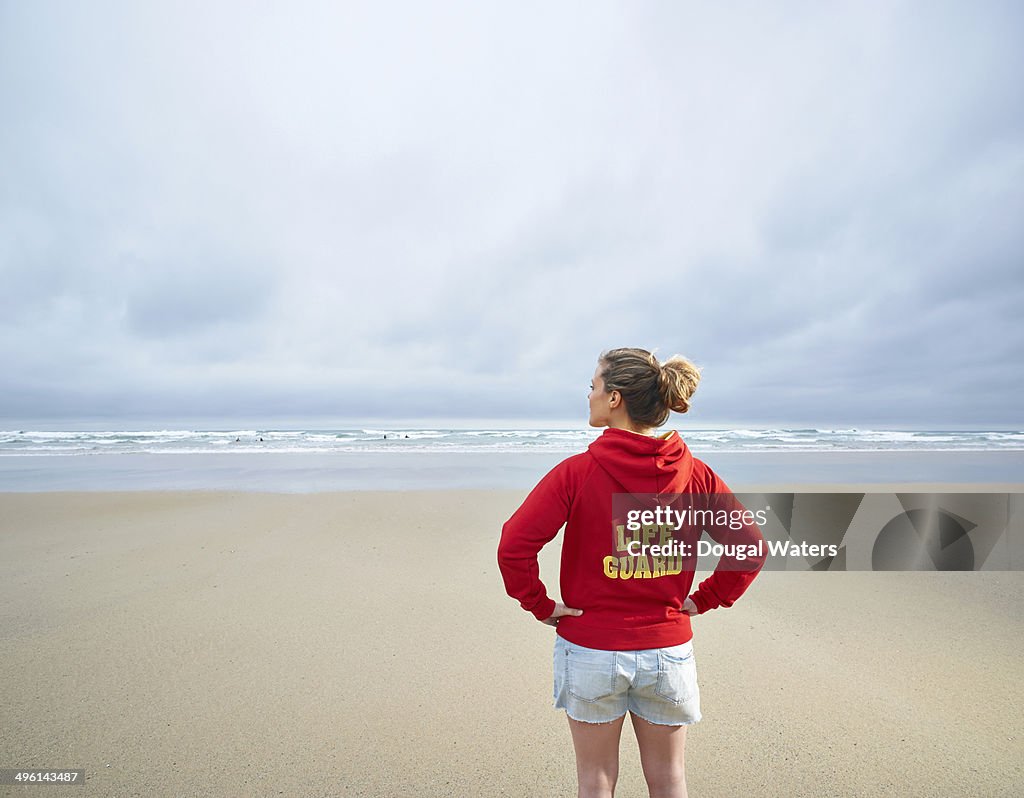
[588,365,611,428]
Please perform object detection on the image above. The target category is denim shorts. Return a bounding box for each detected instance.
[553,635,702,726]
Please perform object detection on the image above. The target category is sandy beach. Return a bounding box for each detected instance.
[1,489,1022,797]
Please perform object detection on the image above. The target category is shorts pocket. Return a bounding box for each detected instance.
[655,644,697,704]
[566,645,617,703]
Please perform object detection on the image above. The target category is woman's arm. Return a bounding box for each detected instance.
[497,461,573,621]
[687,470,768,614]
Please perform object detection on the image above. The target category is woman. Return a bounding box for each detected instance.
[497,347,766,798]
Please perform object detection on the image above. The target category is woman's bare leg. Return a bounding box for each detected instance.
[567,714,627,798]
[630,712,688,798]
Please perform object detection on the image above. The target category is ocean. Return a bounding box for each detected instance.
[1,427,1022,491]
[4,427,1024,456]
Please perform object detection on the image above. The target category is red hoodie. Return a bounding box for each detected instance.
[497,427,767,650]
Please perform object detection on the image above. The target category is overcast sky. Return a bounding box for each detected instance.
[1,1,1021,429]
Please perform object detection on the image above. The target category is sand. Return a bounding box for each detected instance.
[1,489,1022,797]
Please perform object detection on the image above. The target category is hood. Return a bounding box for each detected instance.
[587,427,694,496]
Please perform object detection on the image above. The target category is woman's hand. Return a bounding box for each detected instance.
[541,602,584,627]
[682,597,698,616]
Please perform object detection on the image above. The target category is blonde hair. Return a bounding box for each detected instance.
[598,347,703,428]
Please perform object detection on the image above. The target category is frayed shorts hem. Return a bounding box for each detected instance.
[561,708,628,725]
[557,706,702,727]
[629,708,703,727]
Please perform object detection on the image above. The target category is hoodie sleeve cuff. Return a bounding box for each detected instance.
[689,592,713,615]
[530,597,557,622]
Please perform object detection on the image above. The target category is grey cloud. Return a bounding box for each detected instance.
[121,256,276,340]
[1,1,1021,427]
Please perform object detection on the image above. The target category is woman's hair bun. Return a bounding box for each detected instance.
[657,355,702,414]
